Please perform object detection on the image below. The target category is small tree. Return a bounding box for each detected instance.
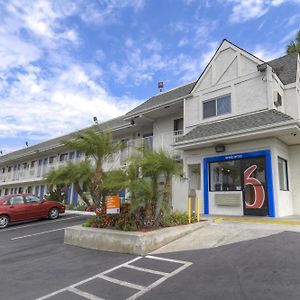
[287,30,300,54]
[62,128,121,208]
[45,161,93,206]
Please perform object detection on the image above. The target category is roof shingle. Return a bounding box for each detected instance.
[267,53,298,85]
[125,81,196,117]
[177,109,294,143]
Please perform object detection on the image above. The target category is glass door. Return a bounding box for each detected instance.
[242,157,268,216]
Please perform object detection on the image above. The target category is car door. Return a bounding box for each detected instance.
[7,196,30,222]
[25,195,47,219]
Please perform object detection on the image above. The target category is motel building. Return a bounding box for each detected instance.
[0,39,300,218]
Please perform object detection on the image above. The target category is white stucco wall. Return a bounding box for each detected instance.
[289,145,300,215]
[185,41,270,130]
[175,138,295,217]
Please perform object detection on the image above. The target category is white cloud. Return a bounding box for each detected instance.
[226,0,300,23]
[253,45,284,61]
[0,0,143,151]
[0,64,140,142]
[78,0,145,25]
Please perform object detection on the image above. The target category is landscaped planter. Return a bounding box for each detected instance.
[64,222,205,255]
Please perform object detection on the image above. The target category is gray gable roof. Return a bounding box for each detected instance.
[125,81,196,117]
[177,109,294,144]
[0,116,130,164]
[267,53,298,85]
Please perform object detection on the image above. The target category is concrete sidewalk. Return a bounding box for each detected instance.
[153,216,300,254]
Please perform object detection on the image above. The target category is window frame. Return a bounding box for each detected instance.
[203,94,231,119]
[278,157,289,191]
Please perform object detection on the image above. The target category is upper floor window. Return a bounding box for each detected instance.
[69,152,75,160]
[30,161,36,168]
[49,156,55,164]
[203,95,231,119]
[174,118,183,133]
[59,153,68,162]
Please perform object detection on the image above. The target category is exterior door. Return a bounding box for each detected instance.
[242,157,268,216]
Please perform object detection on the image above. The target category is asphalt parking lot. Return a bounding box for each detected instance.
[2,215,300,300]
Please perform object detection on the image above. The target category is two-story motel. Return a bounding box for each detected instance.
[0,39,300,218]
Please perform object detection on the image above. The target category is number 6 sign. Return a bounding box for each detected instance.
[243,165,265,209]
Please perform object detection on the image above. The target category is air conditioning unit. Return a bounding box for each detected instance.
[274,92,282,107]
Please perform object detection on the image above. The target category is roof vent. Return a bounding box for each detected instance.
[158,81,164,92]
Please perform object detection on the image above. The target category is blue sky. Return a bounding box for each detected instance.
[0,0,299,154]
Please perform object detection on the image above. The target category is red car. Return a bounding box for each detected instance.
[0,194,65,229]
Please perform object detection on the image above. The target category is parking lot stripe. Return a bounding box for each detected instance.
[35,256,143,300]
[11,227,67,240]
[146,255,191,264]
[124,264,169,276]
[36,255,193,300]
[126,258,193,300]
[0,215,83,233]
[68,287,105,300]
[97,274,145,290]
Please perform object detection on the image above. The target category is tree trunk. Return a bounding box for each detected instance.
[74,180,91,206]
[91,162,103,208]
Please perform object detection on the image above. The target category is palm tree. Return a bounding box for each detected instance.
[62,128,120,208]
[45,161,93,206]
[155,149,183,206]
[287,30,300,54]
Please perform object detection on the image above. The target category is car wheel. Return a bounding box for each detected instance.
[48,207,59,220]
[0,215,9,229]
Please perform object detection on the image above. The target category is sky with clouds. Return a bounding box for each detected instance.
[0,0,299,154]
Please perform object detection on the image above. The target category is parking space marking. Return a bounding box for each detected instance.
[68,287,105,300]
[126,256,193,300]
[11,227,67,240]
[35,257,142,300]
[123,264,169,276]
[0,215,84,233]
[98,274,145,290]
[36,255,192,300]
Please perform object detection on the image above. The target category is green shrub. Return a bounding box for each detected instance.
[160,211,190,227]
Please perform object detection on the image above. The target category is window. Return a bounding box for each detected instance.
[8,166,11,173]
[43,158,48,165]
[25,195,41,203]
[60,153,68,162]
[30,161,36,168]
[49,156,55,164]
[278,157,289,191]
[38,159,42,166]
[69,152,75,160]
[174,118,183,132]
[210,160,242,191]
[9,196,24,205]
[203,95,231,119]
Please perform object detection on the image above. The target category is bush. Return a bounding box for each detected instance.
[160,211,190,227]
[83,204,138,231]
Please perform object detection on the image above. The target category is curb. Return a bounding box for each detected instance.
[213,217,300,226]
[65,210,96,216]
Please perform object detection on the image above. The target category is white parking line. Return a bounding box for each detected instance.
[98,274,145,290]
[11,227,67,240]
[68,287,105,300]
[123,264,169,276]
[35,257,142,300]
[35,255,193,300]
[0,215,84,233]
